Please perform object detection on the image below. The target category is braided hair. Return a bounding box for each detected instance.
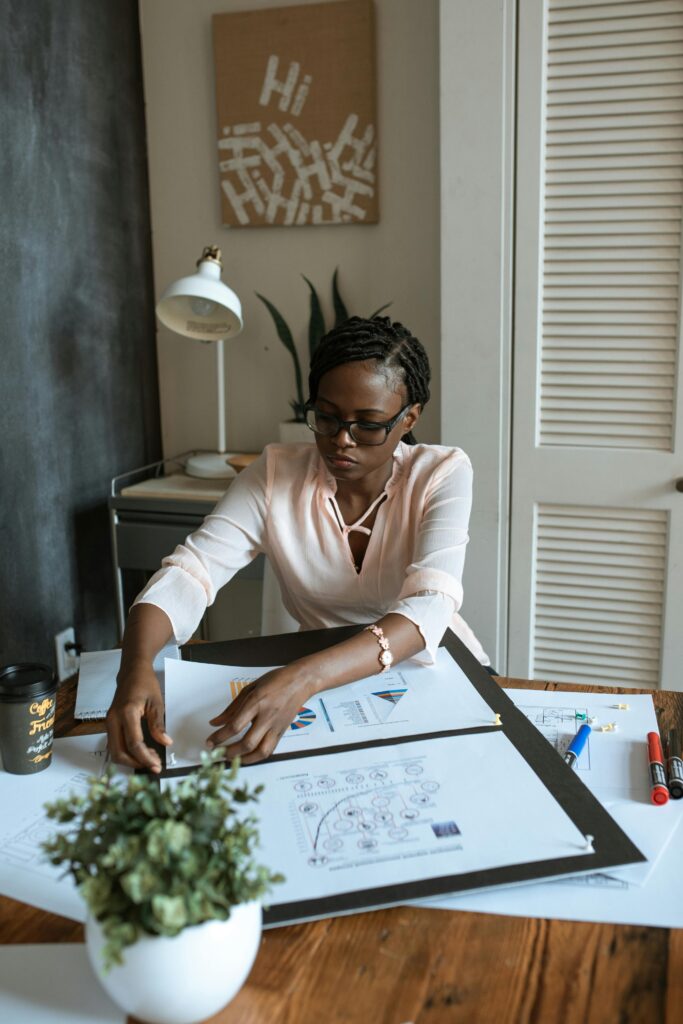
[308,316,431,445]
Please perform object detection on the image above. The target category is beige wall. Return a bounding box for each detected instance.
[439,0,515,670]
[139,0,440,456]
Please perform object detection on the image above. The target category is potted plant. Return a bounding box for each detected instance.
[256,269,390,442]
[42,750,282,1024]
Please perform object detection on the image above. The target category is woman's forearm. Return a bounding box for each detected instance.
[117,603,175,681]
[291,613,425,697]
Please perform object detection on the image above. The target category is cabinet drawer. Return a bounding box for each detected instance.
[114,521,264,581]
[115,522,194,570]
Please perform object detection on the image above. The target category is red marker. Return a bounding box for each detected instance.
[647,732,669,806]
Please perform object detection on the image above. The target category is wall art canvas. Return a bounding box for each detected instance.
[212,0,378,228]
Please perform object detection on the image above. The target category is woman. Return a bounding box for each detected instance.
[106,316,488,772]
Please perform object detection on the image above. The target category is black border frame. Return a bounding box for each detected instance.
[175,627,644,927]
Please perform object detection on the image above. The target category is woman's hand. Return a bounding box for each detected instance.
[106,660,172,774]
[207,666,315,764]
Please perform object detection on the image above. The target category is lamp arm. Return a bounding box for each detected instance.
[216,337,226,455]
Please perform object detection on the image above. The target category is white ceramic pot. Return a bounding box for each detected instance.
[278,420,313,443]
[86,903,262,1024]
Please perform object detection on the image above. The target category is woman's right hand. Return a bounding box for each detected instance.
[106,660,172,774]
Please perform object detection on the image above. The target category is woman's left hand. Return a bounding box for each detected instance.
[206,666,315,764]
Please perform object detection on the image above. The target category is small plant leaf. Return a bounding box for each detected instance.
[152,894,188,931]
[332,268,349,326]
[302,275,326,359]
[256,292,305,415]
[368,301,392,319]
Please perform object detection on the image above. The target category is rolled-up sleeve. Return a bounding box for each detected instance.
[133,454,269,643]
[389,452,473,662]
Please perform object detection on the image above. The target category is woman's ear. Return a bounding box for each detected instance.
[402,404,422,435]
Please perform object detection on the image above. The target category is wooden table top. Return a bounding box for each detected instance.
[1,671,682,1024]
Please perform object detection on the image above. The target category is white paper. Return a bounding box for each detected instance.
[164,731,593,916]
[506,690,682,885]
[0,945,124,1023]
[509,691,657,797]
[74,641,179,719]
[163,647,496,770]
[0,735,113,922]
[418,833,683,929]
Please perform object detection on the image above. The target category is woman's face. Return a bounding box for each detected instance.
[312,359,421,485]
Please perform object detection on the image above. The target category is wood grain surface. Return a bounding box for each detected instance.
[2,671,681,1024]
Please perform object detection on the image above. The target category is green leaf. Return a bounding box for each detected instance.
[121,862,159,905]
[368,301,392,319]
[152,894,188,931]
[302,275,325,359]
[146,820,192,861]
[79,875,113,917]
[332,268,349,326]
[255,292,305,414]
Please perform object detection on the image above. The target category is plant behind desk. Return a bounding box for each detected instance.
[256,268,391,421]
[42,750,282,969]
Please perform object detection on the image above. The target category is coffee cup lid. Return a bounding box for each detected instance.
[0,663,57,701]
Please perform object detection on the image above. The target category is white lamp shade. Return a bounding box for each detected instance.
[156,259,243,341]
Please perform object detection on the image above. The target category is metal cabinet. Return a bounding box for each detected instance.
[109,458,263,642]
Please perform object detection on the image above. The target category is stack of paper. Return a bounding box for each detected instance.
[74,642,179,720]
[0,734,115,922]
[160,652,645,927]
[419,689,683,928]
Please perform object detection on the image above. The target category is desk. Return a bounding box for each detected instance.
[1,630,682,1024]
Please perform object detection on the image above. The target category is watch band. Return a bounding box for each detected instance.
[365,624,393,673]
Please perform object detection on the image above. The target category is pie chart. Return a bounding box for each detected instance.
[290,706,316,730]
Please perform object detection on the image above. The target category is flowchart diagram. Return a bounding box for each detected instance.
[286,755,461,871]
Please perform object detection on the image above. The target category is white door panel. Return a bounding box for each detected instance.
[510,0,683,690]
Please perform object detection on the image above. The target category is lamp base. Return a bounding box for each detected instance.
[184,452,237,480]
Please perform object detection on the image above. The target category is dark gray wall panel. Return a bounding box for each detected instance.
[0,0,160,665]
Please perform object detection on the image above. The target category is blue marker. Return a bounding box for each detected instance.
[564,723,591,769]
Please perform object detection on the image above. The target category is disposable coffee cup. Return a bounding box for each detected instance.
[0,663,57,774]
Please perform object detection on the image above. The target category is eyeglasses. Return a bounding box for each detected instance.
[304,403,411,445]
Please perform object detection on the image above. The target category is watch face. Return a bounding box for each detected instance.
[379,650,393,666]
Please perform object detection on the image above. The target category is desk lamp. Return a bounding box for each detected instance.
[156,246,244,479]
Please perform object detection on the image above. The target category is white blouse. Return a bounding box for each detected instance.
[135,442,489,666]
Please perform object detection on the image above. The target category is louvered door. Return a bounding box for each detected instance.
[509,0,683,689]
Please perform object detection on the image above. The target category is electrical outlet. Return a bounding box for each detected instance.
[54,627,80,682]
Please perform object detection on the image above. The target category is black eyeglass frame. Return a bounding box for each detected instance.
[303,402,412,445]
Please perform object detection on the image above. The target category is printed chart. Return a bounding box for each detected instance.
[164,649,496,770]
[0,735,112,922]
[200,730,595,917]
[515,704,592,771]
[290,756,456,869]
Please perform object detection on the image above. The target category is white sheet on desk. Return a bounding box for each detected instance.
[504,689,681,886]
[0,734,113,922]
[165,731,594,910]
[0,945,124,1023]
[74,641,179,719]
[417,824,683,929]
[164,647,496,770]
